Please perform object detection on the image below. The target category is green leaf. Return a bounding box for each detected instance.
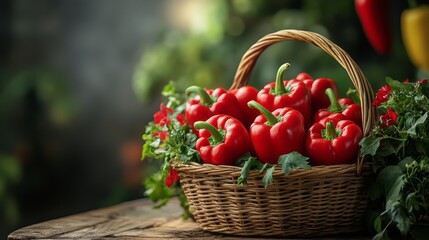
[161,81,174,96]
[346,87,360,105]
[262,165,276,188]
[388,200,412,236]
[153,198,170,209]
[407,112,428,136]
[278,151,311,175]
[405,192,417,211]
[360,136,381,156]
[376,166,403,197]
[372,226,390,240]
[144,172,175,204]
[398,157,414,170]
[386,175,405,202]
[258,163,270,173]
[150,138,162,148]
[374,215,383,233]
[237,155,259,185]
[236,153,266,186]
[386,77,413,91]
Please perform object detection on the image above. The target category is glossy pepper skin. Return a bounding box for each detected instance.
[313,88,362,128]
[306,117,363,166]
[248,100,305,164]
[296,73,339,113]
[401,5,429,71]
[194,114,252,165]
[230,85,260,129]
[257,63,312,128]
[185,86,246,133]
[355,0,392,55]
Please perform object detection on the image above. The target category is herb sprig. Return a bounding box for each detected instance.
[141,81,199,218]
[237,151,311,188]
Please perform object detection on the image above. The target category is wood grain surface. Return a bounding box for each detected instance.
[8,197,370,239]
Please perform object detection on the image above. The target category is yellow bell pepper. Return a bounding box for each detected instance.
[401,5,429,71]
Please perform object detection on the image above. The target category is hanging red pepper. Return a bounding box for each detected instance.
[194,114,252,165]
[247,100,305,164]
[306,117,363,165]
[296,73,339,113]
[355,0,392,55]
[313,88,362,128]
[185,86,246,133]
[256,63,312,128]
[230,85,260,129]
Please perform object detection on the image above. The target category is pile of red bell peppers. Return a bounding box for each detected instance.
[185,63,363,166]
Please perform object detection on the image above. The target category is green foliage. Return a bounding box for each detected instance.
[236,153,265,186]
[141,82,200,218]
[133,1,361,104]
[0,68,75,126]
[360,78,429,239]
[144,172,176,209]
[237,151,311,188]
[278,151,311,175]
[0,155,21,224]
[142,82,200,165]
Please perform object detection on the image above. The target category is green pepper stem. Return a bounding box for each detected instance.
[274,63,291,95]
[185,86,214,106]
[247,100,278,126]
[324,121,337,141]
[326,88,343,112]
[194,121,224,143]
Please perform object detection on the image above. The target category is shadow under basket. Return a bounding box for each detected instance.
[176,29,377,237]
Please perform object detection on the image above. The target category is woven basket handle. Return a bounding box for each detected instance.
[230,29,376,175]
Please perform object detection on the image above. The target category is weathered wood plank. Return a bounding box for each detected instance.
[57,217,163,238]
[7,215,109,240]
[111,217,215,239]
[8,197,371,240]
[8,198,181,240]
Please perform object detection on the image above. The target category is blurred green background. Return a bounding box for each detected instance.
[1,0,427,238]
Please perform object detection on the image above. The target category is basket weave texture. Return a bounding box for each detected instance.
[176,29,376,237]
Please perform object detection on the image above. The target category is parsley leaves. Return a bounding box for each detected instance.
[237,151,311,188]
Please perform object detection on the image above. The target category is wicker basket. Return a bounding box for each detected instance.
[176,29,376,237]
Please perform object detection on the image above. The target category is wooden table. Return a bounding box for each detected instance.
[8,197,370,239]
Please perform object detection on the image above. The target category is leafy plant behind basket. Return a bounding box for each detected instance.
[360,77,429,239]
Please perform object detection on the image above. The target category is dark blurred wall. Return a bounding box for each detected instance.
[1,0,166,237]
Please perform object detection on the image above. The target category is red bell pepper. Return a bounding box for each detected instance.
[247,100,305,164]
[306,117,363,165]
[296,72,339,113]
[355,0,392,55]
[256,63,312,128]
[313,88,362,128]
[194,114,252,165]
[185,86,246,133]
[230,85,260,129]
